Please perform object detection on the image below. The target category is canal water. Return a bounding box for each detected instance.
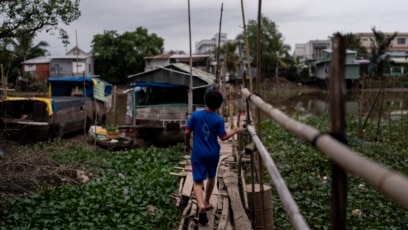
[236,89,408,120]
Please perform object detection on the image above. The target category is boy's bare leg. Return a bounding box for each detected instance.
[204,177,215,209]
[193,181,206,212]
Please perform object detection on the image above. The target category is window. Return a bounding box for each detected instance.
[397,38,406,45]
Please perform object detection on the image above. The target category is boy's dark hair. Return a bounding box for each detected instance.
[204,90,223,110]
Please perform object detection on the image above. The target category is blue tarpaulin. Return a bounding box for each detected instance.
[48,76,113,97]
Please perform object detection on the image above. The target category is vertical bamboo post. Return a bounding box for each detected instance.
[1,64,5,98]
[187,0,193,116]
[215,3,224,90]
[240,0,253,91]
[256,1,268,230]
[329,33,347,230]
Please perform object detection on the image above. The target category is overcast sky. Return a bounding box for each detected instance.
[35,0,408,55]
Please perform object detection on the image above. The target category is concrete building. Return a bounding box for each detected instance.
[355,32,408,53]
[195,33,232,54]
[293,39,332,63]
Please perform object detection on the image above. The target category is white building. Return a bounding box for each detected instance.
[293,40,332,63]
[195,33,232,54]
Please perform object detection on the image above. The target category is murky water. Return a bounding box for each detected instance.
[236,89,408,120]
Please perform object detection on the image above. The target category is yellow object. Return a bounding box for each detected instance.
[2,97,54,115]
[107,130,119,139]
[96,127,107,135]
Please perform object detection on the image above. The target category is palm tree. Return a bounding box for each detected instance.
[9,29,49,82]
[359,27,397,141]
[215,41,239,78]
[369,27,397,78]
[342,32,369,59]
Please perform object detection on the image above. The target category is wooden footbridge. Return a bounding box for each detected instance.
[171,115,254,230]
[170,36,408,230]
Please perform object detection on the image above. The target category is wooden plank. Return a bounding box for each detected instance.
[178,195,193,230]
[217,197,230,230]
[188,199,198,230]
[223,171,252,230]
[174,166,192,171]
[208,194,218,228]
[176,177,185,208]
[178,160,188,166]
[170,172,187,177]
[182,172,194,197]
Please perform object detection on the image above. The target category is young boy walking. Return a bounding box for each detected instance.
[184,90,241,225]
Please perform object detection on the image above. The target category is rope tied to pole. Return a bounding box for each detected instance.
[311,132,348,147]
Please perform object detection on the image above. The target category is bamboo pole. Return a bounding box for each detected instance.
[240,0,253,91]
[241,88,408,208]
[1,64,5,98]
[246,125,310,230]
[215,3,223,89]
[187,0,193,115]
[328,34,347,230]
[255,2,266,229]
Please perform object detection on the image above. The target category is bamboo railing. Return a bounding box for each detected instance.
[241,87,408,209]
[238,35,407,229]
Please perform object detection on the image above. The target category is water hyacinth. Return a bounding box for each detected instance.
[123,188,129,196]
[118,172,125,179]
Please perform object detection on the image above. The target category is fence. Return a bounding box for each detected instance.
[239,35,408,229]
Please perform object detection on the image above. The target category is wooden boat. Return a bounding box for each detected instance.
[0,76,112,143]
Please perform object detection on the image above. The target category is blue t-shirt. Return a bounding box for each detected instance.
[186,109,226,163]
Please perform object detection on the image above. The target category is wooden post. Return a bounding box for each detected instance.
[240,0,253,91]
[329,33,347,230]
[113,85,117,125]
[187,0,193,116]
[215,3,224,89]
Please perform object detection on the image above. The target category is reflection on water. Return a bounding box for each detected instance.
[237,90,408,121]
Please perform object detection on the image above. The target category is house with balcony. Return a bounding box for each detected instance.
[195,33,235,54]
[312,49,362,86]
[22,46,94,80]
[355,32,408,53]
[293,39,332,64]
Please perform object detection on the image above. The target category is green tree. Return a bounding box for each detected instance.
[341,32,369,59]
[0,0,81,46]
[369,27,397,78]
[237,15,292,79]
[92,27,164,84]
[215,41,239,76]
[362,28,397,140]
[9,30,49,83]
[0,30,49,84]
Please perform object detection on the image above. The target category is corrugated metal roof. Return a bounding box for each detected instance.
[23,55,90,64]
[128,63,215,87]
[390,57,408,64]
[144,54,210,60]
[169,63,214,84]
[22,56,51,64]
[144,54,173,60]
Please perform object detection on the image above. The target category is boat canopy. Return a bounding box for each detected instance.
[48,76,113,97]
